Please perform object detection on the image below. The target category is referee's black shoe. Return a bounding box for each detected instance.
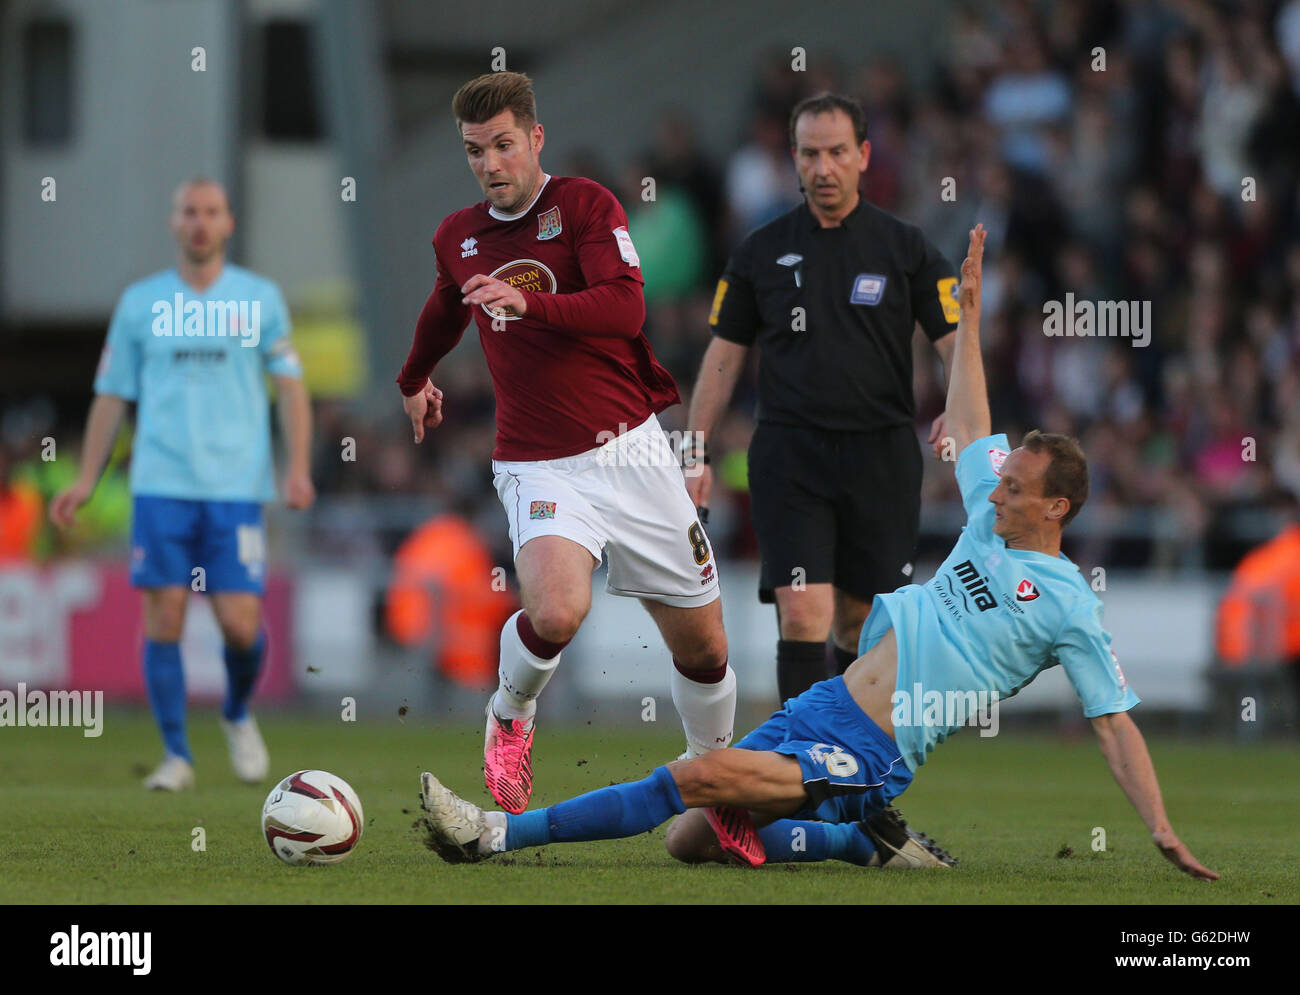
[863,806,958,868]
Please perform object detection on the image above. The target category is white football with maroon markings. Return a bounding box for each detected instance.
[262,770,364,866]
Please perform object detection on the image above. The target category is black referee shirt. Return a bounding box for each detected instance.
[708,198,959,432]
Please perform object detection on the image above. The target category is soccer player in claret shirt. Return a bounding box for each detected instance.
[418,226,1217,881]
[397,73,735,815]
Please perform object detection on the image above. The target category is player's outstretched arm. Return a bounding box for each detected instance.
[49,394,128,529]
[1090,711,1218,880]
[397,278,466,442]
[941,225,990,457]
[274,375,315,509]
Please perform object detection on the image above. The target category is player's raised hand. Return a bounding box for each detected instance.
[958,224,985,319]
[49,479,94,530]
[461,274,527,317]
[403,379,444,444]
[1153,830,1219,881]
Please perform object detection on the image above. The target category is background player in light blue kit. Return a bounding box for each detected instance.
[418,224,1218,881]
[51,179,314,791]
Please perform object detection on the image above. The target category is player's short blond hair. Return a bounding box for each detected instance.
[1021,430,1089,527]
[452,72,537,134]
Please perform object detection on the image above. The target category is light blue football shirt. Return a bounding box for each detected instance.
[859,433,1139,771]
[93,265,303,502]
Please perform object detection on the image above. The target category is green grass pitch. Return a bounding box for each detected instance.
[3,708,1295,904]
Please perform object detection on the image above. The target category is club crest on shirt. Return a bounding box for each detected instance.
[1015,579,1039,601]
[529,500,557,520]
[989,448,1008,475]
[536,207,562,240]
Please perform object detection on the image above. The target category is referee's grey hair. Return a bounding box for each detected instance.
[789,92,868,147]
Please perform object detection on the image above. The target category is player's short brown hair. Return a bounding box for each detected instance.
[452,72,537,134]
[1020,430,1089,527]
[789,92,868,148]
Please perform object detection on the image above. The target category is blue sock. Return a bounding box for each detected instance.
[758,819,877,865]
[222,632,265,721]
[503,766,685,851]
[143,640,190,762]
[504,809,550,850]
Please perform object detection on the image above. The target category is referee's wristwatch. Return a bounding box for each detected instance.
[678,434,710,466]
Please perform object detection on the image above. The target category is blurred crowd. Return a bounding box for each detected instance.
[442,0,1300,573]
[6,0,1300,576]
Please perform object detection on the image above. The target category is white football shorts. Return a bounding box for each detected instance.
[492,414,720,608]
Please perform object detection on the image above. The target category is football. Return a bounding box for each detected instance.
[261,770,364,866]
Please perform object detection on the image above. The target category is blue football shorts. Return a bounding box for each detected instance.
[130,495,266,593]
[734,675,912,823]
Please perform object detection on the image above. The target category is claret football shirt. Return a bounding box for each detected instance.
[398,174,681,461]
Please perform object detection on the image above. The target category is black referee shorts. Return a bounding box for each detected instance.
[748,421,922,604]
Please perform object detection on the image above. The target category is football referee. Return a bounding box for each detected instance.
[685,92,959,702]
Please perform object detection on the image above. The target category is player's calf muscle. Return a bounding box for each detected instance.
[645,599,727,670]
[669,750,805,813]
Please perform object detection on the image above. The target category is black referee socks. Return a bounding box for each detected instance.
[777,639,828,703]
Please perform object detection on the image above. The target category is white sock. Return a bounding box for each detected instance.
[478,811,508,857]
[671,663,737,757]
[494,610,562,722]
